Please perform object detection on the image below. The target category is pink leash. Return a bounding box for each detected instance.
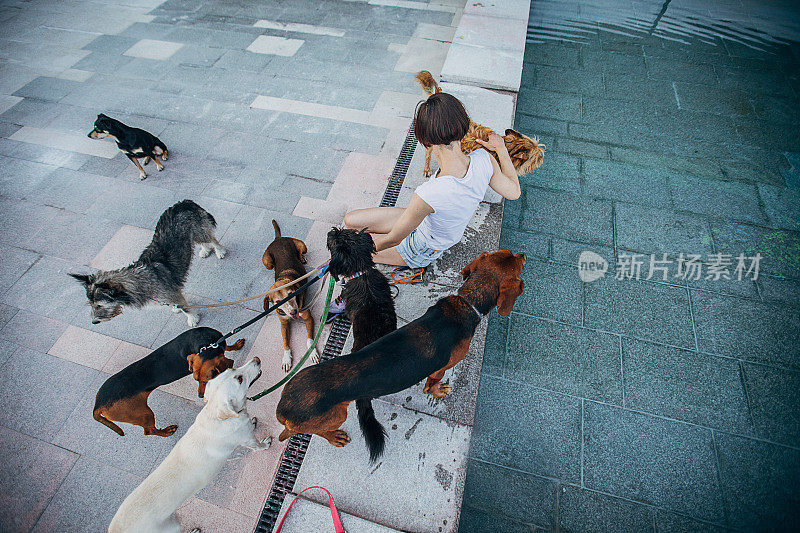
[274,486,345,533]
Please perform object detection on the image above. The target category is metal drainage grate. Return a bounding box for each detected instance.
[254,122,418,533]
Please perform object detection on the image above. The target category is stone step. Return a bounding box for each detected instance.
[273,492,402,533]
[292,400,472,533]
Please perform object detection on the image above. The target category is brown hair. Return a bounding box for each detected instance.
[413,92,469,148]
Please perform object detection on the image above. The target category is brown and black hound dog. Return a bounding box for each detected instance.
[276,250,525,462]
[262,219,320,372]
[93,327,245,437]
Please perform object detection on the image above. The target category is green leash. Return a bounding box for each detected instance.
[248,274,335,401]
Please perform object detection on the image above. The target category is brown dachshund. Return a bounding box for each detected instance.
[276,250,525,462]
[262,219,319,372]
[93,327,244,437]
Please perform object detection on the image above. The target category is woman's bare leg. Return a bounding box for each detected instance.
[371,241,408,267]
[344,207,404,234]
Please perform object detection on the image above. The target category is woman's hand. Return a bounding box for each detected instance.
[475,133,508,155]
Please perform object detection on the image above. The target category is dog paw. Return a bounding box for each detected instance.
[259,436,272,449]
[171,305,181,313]
[282,350,292,372]
[424,382,452,397]
[198,246,211,258]
[307,339,321,364]
[214,247,226,259]
[186,313,200,327]
[139,172,147,180]
[325,430,350,447]
[163,425,178,436]
[143,158,150,166]
[251,416,258,426]
[157,165,164,171]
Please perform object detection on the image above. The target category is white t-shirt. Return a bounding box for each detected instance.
[414,149,494,250]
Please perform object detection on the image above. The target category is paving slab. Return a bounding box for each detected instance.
[558,486,655,533]
[293,400,471,533]
[273,494,402,533]
[0,425,79,533]
[583,401,725,524]
[741,362,800,446]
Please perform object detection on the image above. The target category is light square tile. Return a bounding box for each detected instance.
[91,224,154,269]
[49,325,122,370]
[253,20,345,37]
[124,38,184,60]
[9,126,120,158]
[246,35,304,57]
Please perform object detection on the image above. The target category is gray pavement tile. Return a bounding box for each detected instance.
[29,210,121,266]
[31,456,143,533]
[758,184,800,231]
[119,21,177,40]
[498,228,550,261]
[516,89,581,122]
[604,74,675,104]
[503,188,614,246]
[294,400,470,533]
[71,51,133,74]
[514,257,583,324]
[0,98,64,128]
[519,149,581,194]
[462,459,557,530]
[0,303,19,332]
[457,506,535,533]
[506,315,623,404]
[53,374,201,477]
[524,42,580,68]
[669,174,766,224]
[82,33,139,55]
[0,138,90,170]
[0,243,39,295]
[470,375,582,483]
[686,274,760,299]
[0,425,79,533]
[644,56,718,85]
[558,486,655,533]
[214,49,273,72]
[583,401,725,524]
[515,113,569,138]
[0,253,84,323]
[532,65,604,96]
[479,313,508,377]
[551,237,615,269]
[0,309,67,354]
[653,511,730,533]
[77,302,174,348]
[710,221,800,278]
[622,338,753,433]
[714,432,800,530]
[202,178,251,204]
[609,146,723,182]
[554,138,609,159]
[283,174,332,200]
[0,198,61,249]
[85,181,180,229]
[691,290,800,368]
[757,274,800,307]
[12,76,82,102]
[0,347,100,441]
[114,57,169,81]
[169,44,225,67]
[615,203,714,257]
[674,82,755,118]
[152,298,263,351]
[585,276,694,348]
[741,362,800,447]
[584,159,671,208]
[77,152,133,178]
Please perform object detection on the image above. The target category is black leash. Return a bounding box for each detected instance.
[198,265,329,356]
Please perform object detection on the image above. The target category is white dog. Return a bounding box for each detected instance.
[109,358,270,533]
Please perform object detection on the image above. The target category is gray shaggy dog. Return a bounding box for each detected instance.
[70,200,225,327]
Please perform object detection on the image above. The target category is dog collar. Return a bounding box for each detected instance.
[339,271,366,285]
[459,296,483,319]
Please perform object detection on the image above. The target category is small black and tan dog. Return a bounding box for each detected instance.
[326,227,397,460]
[88,113,168,180]
[93,327,245,437]
[277,250,525,463]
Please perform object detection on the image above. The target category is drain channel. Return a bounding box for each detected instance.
[254,121,417,533]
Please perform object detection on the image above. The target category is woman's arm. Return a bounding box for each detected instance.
[372,194,433,252]
[476,133,521,200]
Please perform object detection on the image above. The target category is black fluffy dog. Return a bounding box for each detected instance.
[326,227,397,461]
[70,200,226,327]
[88,113,168,180]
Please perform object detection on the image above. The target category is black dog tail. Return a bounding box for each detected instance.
[356,398,387,463]
[272,219,281,239]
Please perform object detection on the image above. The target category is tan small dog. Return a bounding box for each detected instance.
[262,220,320,372]
[415,70,545,178]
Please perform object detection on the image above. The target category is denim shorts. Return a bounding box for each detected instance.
[396,229,444,268]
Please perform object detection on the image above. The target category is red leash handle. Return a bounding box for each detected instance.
[274,486,345,533]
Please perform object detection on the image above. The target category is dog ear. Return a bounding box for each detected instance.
[187,353,200,377]
[461,252,488,280]
[262,249,274,270]
[505,128,522,138]
[69,273,93,287]
[291,238,307,258]
[496,278,524,317]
